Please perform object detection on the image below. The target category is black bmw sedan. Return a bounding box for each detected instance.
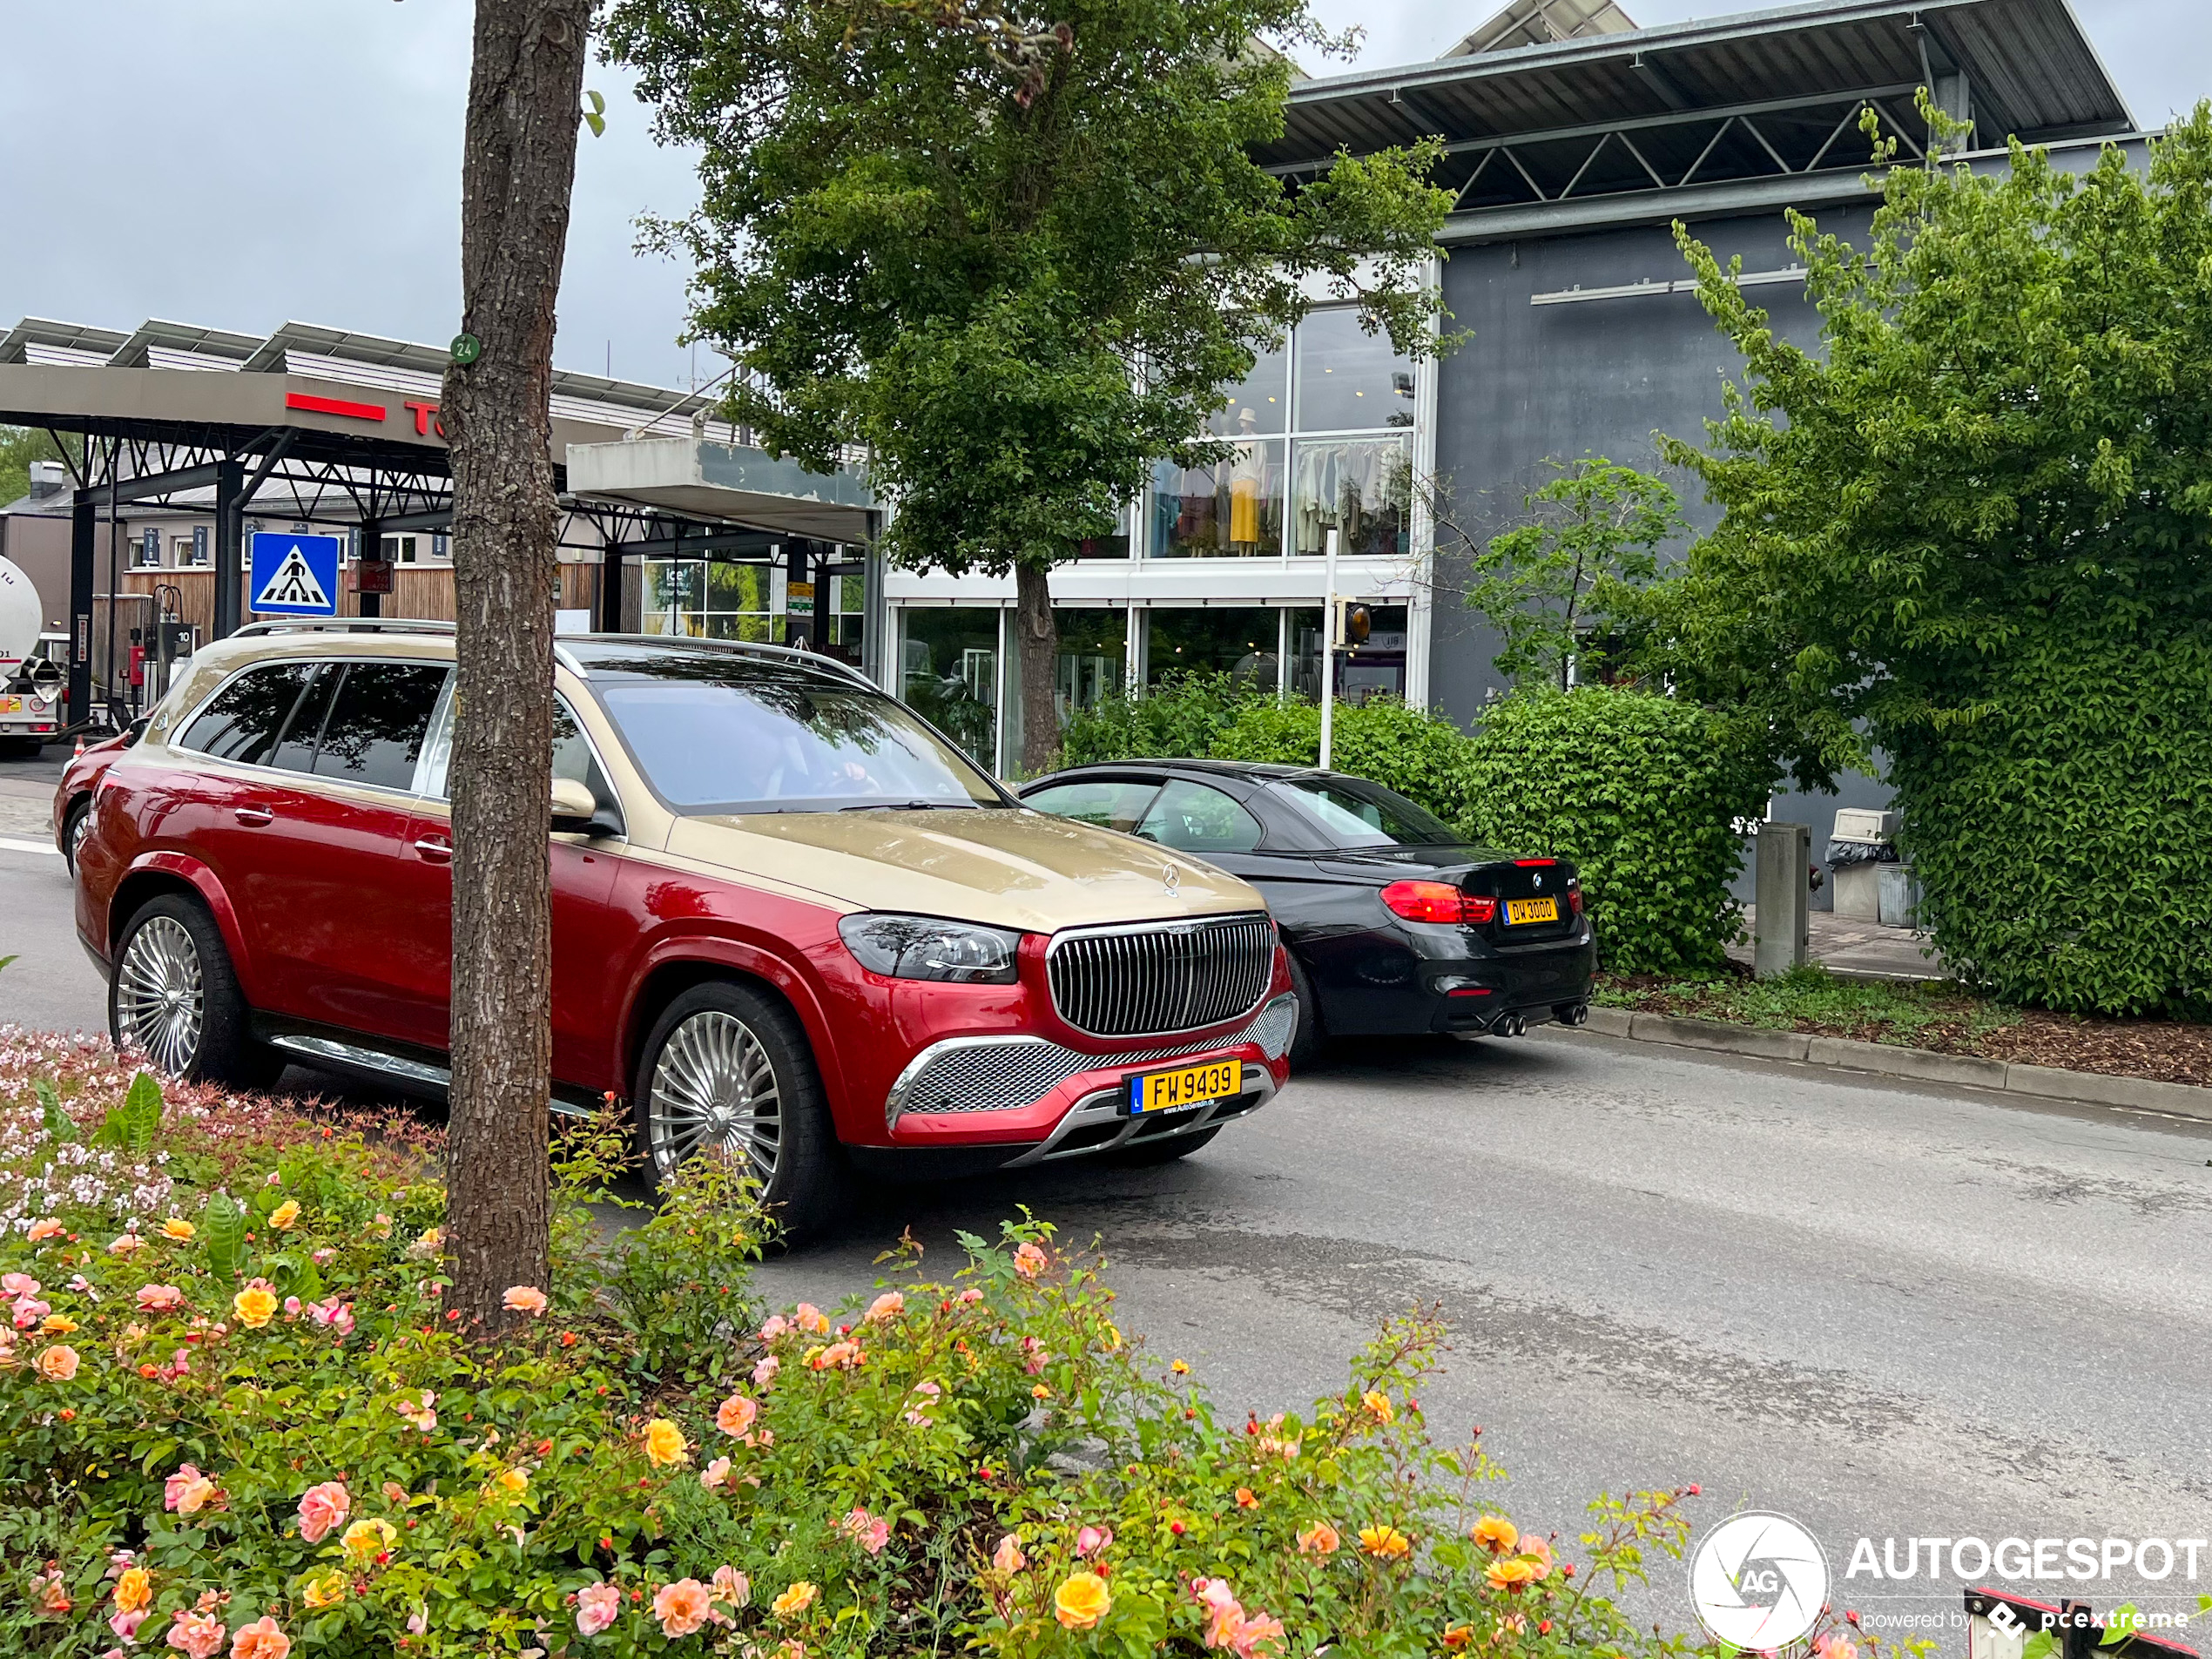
[1017,760,1595,1066]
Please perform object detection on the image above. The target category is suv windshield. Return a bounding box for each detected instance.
[1276,776,1460,847]
[584,653,1005,813]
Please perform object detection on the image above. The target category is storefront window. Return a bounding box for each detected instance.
[1291,434,1411,558]
[1285,602,1408,704]
[1149,440,1284,558]
[1207,342,1288,436]
[1055,609,1127,722]
[1145,609,1279,689]
[900,608,1000,772]
[1146,308,1417,560]
[1292,307,1417,433]
[640,558,782,642]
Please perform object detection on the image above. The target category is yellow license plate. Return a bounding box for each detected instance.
[1505,896,1559,925]
[1129,1059,1242,1116]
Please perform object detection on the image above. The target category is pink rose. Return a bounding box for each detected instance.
[26,1218,64,1242]
[229,1615,289,1659]
[502,1286,548,1315]
[165,1609,226,1659]
[575,1581,620,1638]
[164,1464,218,1515]
[653,1579,713,1639]
[752,1354,780,1388]
[711,1566,750,1609]
[1,1272,37,1300]
[714,1393,758,1437]
[863,1291,905,1324]
[137,1285,186,1312]
[1076,1525,1113,1559]
[296,1480,350,1544]
[700,1456,732,1491]
[110,1606,148,1643]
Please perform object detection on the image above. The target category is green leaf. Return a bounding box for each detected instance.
[204,1192,246,1281]
[35,1078,71,1142]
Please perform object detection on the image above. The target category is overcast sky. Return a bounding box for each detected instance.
[3,1,2203,395]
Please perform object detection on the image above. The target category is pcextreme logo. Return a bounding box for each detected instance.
[1689,1511,1832,1650]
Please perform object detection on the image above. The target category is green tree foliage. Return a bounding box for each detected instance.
[0,426,71,510]
[1459,691,1772,976]
[1640,105,2212,1011]
[1209,697,1479,824]
[605,0,1453,767]
[1056,671,1271,768]
[1453,457,1683,691]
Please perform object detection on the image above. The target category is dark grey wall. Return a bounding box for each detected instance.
[1424,203,1890,897]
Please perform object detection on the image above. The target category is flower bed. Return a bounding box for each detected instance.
[0,1033,1912,1659]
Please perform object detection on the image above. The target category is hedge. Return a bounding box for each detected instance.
[1892,631,2212,1016]
[1459,690,1772,975]
[1210,699,1479,826]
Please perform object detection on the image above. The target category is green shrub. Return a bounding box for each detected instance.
[1460,689,1772,975]
[1892,631,2212,1016]
[0,1036,1924,1659]
[1055,672,1270,768]
[1210,698,1478,824]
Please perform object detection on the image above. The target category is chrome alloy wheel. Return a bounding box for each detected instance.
[115,915,206,1075]
[646,1010,782,1182]
[66,806,91,866]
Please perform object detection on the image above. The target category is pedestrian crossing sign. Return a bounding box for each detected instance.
[248,532,341,617]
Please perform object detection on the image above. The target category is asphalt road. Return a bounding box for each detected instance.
[4,800,2209,1641]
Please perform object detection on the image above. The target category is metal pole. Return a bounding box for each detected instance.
[67,495,94,725]
[105,447,120,728]
[357,519,383,618]
[1318,525,1339,772]
[212,458,246,638]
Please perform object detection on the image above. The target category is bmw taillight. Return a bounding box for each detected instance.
[1568,879,1584,915]
[1381,880,1497,926]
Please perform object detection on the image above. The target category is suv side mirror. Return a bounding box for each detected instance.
[550,777,599,832]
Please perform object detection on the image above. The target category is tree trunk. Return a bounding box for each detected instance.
[1014,559,1060,777]
[439,0,590,1333]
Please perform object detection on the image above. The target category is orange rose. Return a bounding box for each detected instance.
[1471,1515,1519,1554]
[35,1345,78,1382]
[1054,1572,1111,1630]
[112,1567,152,1613]
[644,1419,687,1467]
[1358,1525,1411,1560]
[1297,1521,1340,1558]
[231,1615,291,1659]
[1486,1556,1538,1592]
[233,1284,279,1329]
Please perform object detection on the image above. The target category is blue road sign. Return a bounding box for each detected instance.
[248,532,341,617]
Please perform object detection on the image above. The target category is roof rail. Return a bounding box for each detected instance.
[230,618,456,637]
[568,631,875,689]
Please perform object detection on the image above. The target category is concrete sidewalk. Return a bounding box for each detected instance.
[1728,906,1948,981]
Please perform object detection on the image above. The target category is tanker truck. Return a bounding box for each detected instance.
[0,553,68,755]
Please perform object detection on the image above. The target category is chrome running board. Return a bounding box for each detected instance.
[265,1033,595,1117]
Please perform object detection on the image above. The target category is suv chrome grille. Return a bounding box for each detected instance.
[1047,914,1275,1038]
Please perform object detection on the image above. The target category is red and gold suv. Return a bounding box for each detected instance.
[72,623,1297,1231]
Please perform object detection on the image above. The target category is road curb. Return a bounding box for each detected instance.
[1575,1006,2212,1123]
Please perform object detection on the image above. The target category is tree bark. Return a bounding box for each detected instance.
[440,0,590,1332]
[1014,559,1059,777]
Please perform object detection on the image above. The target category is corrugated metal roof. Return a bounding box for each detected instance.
[1263,0,2131,170]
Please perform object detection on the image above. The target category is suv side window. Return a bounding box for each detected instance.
[309,664,450,789]
[1025,778,1162,834]
[1136,779,1264,854]
[268,664,343,773]
[419,691,613,813]
[178,662,318,765]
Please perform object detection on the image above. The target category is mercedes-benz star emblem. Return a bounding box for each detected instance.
[1162,865,1180,896]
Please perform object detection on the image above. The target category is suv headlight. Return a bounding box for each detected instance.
[838,914,1022,984]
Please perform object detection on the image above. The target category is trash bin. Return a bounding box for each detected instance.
[1828,808,1899,921]
[1877,863,1918,928]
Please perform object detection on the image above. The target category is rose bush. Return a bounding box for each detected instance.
[0,1033,1916,1659]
